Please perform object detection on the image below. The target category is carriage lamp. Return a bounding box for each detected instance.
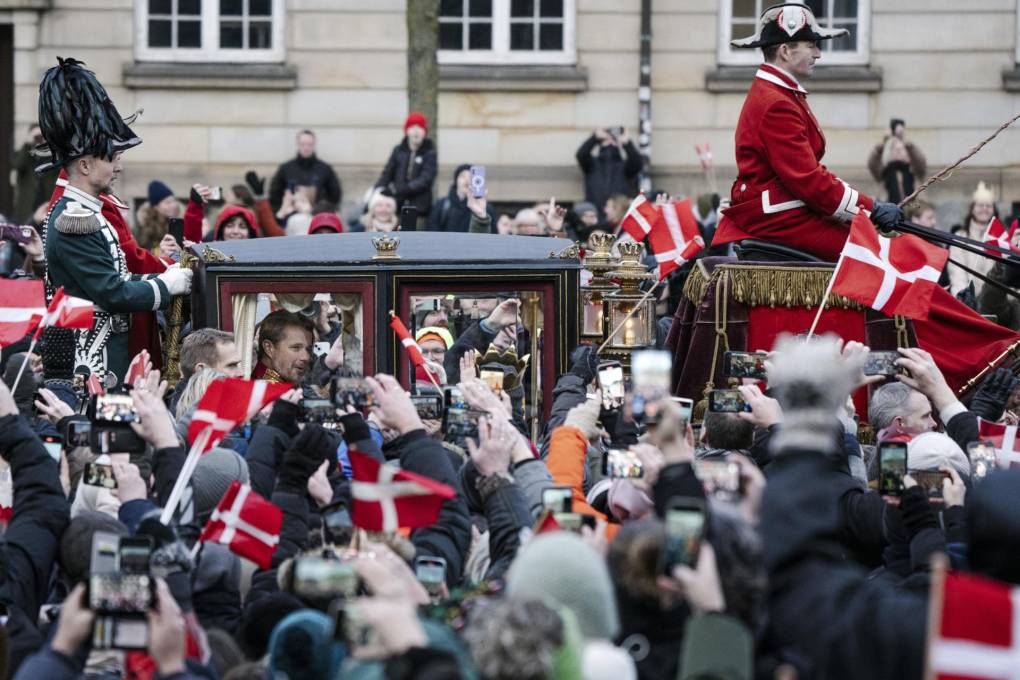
[603,241,656,368]
[579,231,620,341]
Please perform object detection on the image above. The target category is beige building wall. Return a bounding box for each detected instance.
[5,0,1020,227]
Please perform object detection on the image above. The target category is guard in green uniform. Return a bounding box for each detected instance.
[36,58,192,385]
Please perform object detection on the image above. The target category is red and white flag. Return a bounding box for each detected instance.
[198,481,282,569]
[349,451,456,532]
[653,198,705,278]
[977,418,1020,468]
[927,569,1020,679]
[33,287,94,340]
[0,279,45,346]
[86,373,106,397]
[390,312,425,368]
[620,194,662,241]
[983,217,1019,256]
[188,378,293,454]
[830,213,948,320]
[694,143,713,170]
[124,351,148,388]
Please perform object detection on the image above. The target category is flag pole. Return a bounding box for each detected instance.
[389,310,443,392]
[161,427,211,524]
[805,256,843,340]
[9,336,39,394]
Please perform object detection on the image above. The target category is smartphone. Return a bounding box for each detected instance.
[292,557,360,600]
[602,448,643,479]
[322,501,353,533]
[911,469,950,502]
[312,341,330,358]
[598,361,625,410]
[0,224,31,244]
[90,531,122,575]
[723,351,768,380]
[708,389,750,413]
[480,368,504,395]
[878,442,908,496]
[83,462,117,490]
[672,396,694,423]
[88,573,154,614]
[968,440,998,480]
[608,126,624,139]
[41,434,62,462]
[118,536,153,575]
[94,393,138,424]
[299,398,338,425]
[469,165,486,199]
[93,615,148,650]
[410,394,443,420]
[208,186,223,202]
[415,556,447,598]
[865,351,901,377]
[166,217,184,245]
[693,460,741,501]
[542,486,573,513]
[89,427,146,455]
[660,498,706,574]
[399,205,419,231]
[333,377,375,408]
[553,512,596,532]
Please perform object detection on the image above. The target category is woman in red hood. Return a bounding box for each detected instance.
[214,204,260,240]
[308,212,343,235]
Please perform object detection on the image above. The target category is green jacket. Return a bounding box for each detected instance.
[44,184,170,381]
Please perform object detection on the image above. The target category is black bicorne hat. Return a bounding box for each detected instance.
[34,57,142,174]
[731,2,849,49]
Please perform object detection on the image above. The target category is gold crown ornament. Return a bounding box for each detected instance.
[372,234,401,259]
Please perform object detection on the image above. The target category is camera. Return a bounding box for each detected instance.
[89,393,146,454]
[332,377,375,409]
[602,448,643,479]
[723,351,768,380]
[708,389,750,413]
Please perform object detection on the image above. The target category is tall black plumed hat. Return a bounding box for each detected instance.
[35,56,142,174]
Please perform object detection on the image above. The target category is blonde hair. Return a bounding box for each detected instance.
[175,367,226,420]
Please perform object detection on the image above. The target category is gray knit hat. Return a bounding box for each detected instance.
[506,532,619,640]
[573,201,598,218]
[192,447,250,522]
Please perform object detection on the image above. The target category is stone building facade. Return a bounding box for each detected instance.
[3,0,1020,225]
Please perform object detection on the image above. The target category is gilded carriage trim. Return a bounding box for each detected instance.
[548,242,581,260]
[201,246,236,263]
[684,263,865,310]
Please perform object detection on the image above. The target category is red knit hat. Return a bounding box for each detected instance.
[308,212,343,234]
[404,112,428,134]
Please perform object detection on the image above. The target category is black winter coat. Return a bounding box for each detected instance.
[575,135,643,216]
[269,154,342,212]
[427,184,496,233]
[0,415,70,676]
[375,138,438,215]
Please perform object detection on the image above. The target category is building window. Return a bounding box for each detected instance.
[439,0,576,65]
[135,0,285,63]
[718,0,870,67]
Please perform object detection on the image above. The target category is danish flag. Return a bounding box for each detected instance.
[983,217,1018,256]
[348,451,456,532]
[654,198,706,278]
[694,143,713,170]
[389,312,425,368]
[32,287,94,340]
[198,481,282,569]
[188,378,293,454]
[977,418,1020,468]
[830,213,948,320]
[620,194,662,241]
[0,279,45,345]
[124,351,149,388]
[927,569,1020,680]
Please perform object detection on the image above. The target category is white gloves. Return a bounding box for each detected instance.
[158,264,193,296]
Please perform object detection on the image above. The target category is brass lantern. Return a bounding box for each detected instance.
[603,241,656,370]
[579,231,620,341]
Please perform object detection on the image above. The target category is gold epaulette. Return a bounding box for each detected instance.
[55,201,102,235]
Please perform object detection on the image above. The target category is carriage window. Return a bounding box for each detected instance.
[409,291,545,436]
[234,291,365,378]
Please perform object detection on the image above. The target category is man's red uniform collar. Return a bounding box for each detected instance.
[756,63,808,94]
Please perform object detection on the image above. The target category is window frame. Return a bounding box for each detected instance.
[717,0,870,67]
[134,0,286,64]
[438,0,577,66]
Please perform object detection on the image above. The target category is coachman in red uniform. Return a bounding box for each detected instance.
[714,2,1019,392]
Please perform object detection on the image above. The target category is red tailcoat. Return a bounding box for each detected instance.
[712,65,1019,392]
[714,64,874,261]
[45,173,168,367]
